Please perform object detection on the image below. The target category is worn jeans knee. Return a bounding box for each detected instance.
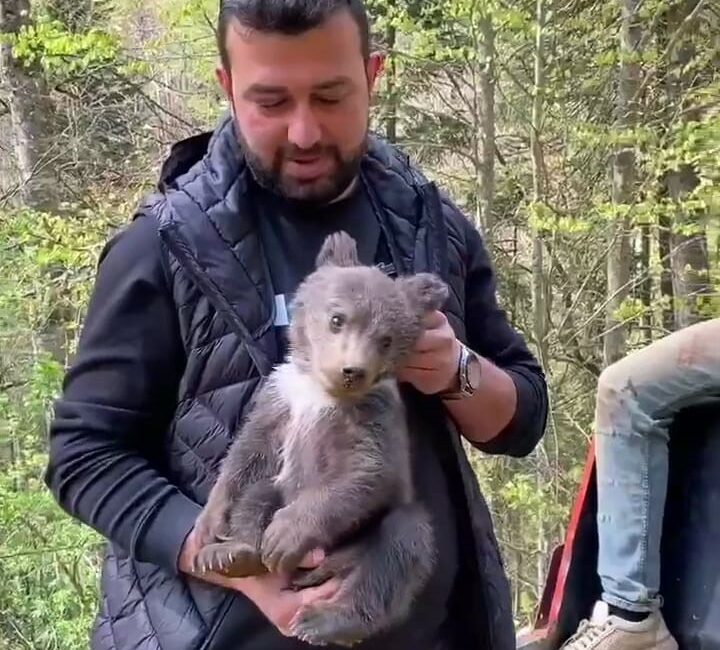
[594,319,720,612]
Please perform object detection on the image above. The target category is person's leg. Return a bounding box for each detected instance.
[595,318,720,617]
[561,318,720,650]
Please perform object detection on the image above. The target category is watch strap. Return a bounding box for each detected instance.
[438,343,475,400]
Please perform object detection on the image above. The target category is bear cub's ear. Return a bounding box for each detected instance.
[401,273,449,314]
[316,231,360,268]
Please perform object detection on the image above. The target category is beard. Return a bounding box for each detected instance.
[234,124,368,207]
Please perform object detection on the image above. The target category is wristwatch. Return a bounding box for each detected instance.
[438,342,482,400]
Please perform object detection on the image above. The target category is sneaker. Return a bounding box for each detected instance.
[559,601,678,650]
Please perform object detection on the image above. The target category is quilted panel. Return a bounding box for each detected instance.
[98,545,205,650]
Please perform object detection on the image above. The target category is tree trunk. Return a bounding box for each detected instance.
[663,0,710,329]
[654,8,676,334]
[668,167,709,329]
[658,212,676,333]
[514,546,522,619]
[477,9,495,242]
[0,0,59,211]
[383,22,398,144]
[531,0,549,367]
[639,223,652,343]
[604,0,641,366]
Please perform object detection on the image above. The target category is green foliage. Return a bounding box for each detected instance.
[0,207,122,648]
[527,201,594,235]
[151,0,223,108]
[0,0,718,643]
[10,17,121,76]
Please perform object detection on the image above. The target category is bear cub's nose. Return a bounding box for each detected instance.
[342,367,367,382]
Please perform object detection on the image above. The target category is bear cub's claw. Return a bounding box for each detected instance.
[290,603,366,648]
[192,541,264,578]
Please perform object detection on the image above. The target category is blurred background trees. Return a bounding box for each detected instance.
[1,0,717,644]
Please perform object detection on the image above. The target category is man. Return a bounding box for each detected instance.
[561,317,720,650]
[44,2,548,649]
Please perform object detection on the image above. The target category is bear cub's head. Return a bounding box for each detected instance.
[288,231,449,400]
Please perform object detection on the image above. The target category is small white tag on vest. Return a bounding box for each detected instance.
[274,294,290,327]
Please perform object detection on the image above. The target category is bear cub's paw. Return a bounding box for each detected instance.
[261,506,321,574]
[291,603,366,648]
[192,541,264,577]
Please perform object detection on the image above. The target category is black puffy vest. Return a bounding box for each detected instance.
[90,114,515,650]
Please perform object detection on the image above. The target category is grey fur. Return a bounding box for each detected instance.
[193,231,448,646]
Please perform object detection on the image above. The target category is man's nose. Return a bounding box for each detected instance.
[287,107,321,150]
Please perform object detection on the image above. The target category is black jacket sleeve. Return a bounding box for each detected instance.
[453,207,549,458]
[44,214,202,574]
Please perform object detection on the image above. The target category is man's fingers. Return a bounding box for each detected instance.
[422,310,446,329]
[403,349,447,369]
[414,328,455,353]
[298,548,325,569]
[285,577,342,634]
[300,576,342,605]
[414,335,443,354]
[401,367,436,378]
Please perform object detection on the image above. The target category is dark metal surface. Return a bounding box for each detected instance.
[526,401,720,650]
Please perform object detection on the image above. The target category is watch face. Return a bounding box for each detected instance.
[467,352,482,389]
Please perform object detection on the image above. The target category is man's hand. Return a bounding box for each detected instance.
[397,310,519,445]
[397,310,461,394]
[233,560,341,637]
[178,527,341,637]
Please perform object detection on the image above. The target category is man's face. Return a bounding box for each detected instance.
[216,10,383,204]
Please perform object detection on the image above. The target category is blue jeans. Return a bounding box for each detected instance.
[595,318,720,612]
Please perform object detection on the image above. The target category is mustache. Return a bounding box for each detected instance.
[280,143,338,159]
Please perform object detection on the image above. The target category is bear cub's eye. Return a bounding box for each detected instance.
[379,335,393,350]
[330,314,345,332]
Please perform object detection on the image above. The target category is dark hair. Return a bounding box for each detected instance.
[217,0,371,69]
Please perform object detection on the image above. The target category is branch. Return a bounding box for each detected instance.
[553,354,601,378]
[202,8,218,36]
[0,545,83,560]
[631,0,708,105]
[443,68,478,118]
[7,620,34,650]
[107,68,197,131]
[21,519,86,601]
[0,380,28,392]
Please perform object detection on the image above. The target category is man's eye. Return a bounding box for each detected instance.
[258,99,286,109]
[316,95,342,105]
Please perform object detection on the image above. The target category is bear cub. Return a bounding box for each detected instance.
[192,230,449,647]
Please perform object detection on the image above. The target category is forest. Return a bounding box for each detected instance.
[0,0,718,647]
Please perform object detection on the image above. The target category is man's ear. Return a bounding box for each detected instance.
[400,273,449,314]
[316,231,360,268]
[215,64,232,102]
